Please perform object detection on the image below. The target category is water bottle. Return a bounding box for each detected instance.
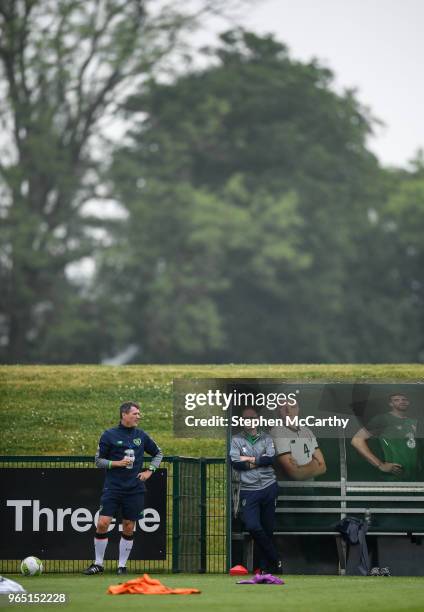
[124,448,135,469]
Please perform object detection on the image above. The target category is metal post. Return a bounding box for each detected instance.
[226,422,232,572]
[172,457,180,573]
[199,458,207,573]
[338,435,347,575]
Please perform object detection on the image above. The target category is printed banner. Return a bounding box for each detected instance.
[0,468,166,560]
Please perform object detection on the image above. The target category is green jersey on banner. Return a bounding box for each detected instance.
[366,412,418,480]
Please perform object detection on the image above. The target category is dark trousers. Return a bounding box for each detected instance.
[239,482,279,570]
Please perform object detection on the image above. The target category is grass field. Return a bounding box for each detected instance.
[1,364,423,456]
[4,573,424,612]
[2,364,424,607]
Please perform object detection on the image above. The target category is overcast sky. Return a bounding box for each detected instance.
[232,0,424,168]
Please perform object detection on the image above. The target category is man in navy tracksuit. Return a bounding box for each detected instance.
[230,407,283,574]
[83,401,163,575]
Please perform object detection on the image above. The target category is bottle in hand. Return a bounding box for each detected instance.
[124,449,135,469]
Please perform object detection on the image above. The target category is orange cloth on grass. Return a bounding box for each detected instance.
[107,573,201,595]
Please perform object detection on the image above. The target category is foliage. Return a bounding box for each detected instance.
[0,0,247,363]
[106,30,422,363]
[1,17,423,364]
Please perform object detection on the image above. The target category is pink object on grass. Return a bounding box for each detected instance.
[237,573,284,585]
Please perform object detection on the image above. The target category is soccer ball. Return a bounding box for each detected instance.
[20,556,43,576]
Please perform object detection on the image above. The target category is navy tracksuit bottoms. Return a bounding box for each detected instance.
[239,481,279,570]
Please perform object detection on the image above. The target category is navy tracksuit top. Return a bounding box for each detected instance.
[97,423,161,492]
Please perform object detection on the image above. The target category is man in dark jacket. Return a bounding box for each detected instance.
[83,401,163,576]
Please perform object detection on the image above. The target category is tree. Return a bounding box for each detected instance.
[97,171,308,362]
[0,0,247,363]
[382,155,424,359]
[104,30,397,363]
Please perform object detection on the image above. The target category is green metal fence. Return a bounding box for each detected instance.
[0,456,226,574]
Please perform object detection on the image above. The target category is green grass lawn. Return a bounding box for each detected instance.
[1,364,423,456]
[2,365,423,598]
[3,573,424,612]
